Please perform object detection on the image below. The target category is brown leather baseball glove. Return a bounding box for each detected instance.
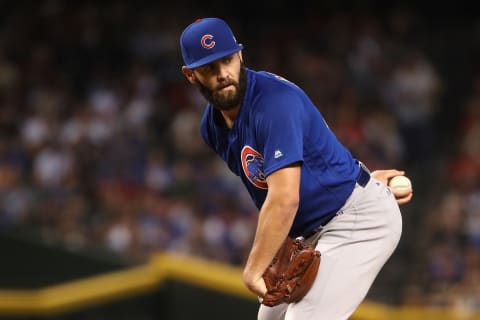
[261,237,321,306]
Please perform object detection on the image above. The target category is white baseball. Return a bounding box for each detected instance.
[388,175,412,190]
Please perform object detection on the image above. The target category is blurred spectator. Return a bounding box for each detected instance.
[385,50,441,168]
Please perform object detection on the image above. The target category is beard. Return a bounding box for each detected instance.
[196,64,247,111]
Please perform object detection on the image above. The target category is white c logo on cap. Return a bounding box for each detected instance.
[201,34,215,49]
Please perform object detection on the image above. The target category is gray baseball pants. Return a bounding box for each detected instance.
[258,177,402,320]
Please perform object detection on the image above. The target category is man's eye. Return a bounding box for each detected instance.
[199,65,213,74]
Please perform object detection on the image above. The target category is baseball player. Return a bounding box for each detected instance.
[179,18,412,319]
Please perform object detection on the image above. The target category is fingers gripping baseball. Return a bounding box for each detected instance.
[371,170,413,205]
[370,169,404,185]
[395,191,413,205]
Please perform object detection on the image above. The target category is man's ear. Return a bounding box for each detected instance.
[238,51,243,64]
[181,66,197,84]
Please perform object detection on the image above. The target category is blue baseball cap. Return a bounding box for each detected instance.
[180,18,243,69]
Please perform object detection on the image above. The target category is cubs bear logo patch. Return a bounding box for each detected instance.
[241,146,267,189]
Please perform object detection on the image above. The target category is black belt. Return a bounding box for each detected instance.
[356,162,371,187]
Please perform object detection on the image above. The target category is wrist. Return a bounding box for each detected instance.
[243,269,267,297]
[243,268,261,284]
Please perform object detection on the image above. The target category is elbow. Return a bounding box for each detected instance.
[288,195,300,211]
[261,191,299,230]
[279,195,299,227]
[278,193,300,215]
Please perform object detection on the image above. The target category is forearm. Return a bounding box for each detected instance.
[243,195,298,285]
[242,164,301,296]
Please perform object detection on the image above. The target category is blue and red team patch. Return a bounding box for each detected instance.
[241,146,267,189]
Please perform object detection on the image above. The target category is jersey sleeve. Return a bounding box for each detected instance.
[254,89,305,177]
[200,107,214,150]
[200,105,222,153]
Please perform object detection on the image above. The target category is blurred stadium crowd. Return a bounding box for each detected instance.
[0,0,479,313]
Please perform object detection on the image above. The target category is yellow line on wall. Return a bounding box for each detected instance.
[0,253,252,316]
[150,253,251,299]
[0,264,163,316]
[0,252,479,320]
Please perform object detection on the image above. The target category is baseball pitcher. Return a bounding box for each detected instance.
[179,18,412,319]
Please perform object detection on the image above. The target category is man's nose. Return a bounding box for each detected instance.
[216,66,229,80]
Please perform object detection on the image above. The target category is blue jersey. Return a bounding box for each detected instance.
[200,69,361,237]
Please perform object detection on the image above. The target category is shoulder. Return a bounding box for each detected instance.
[249,70,305,111]
[251,70,302,94]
